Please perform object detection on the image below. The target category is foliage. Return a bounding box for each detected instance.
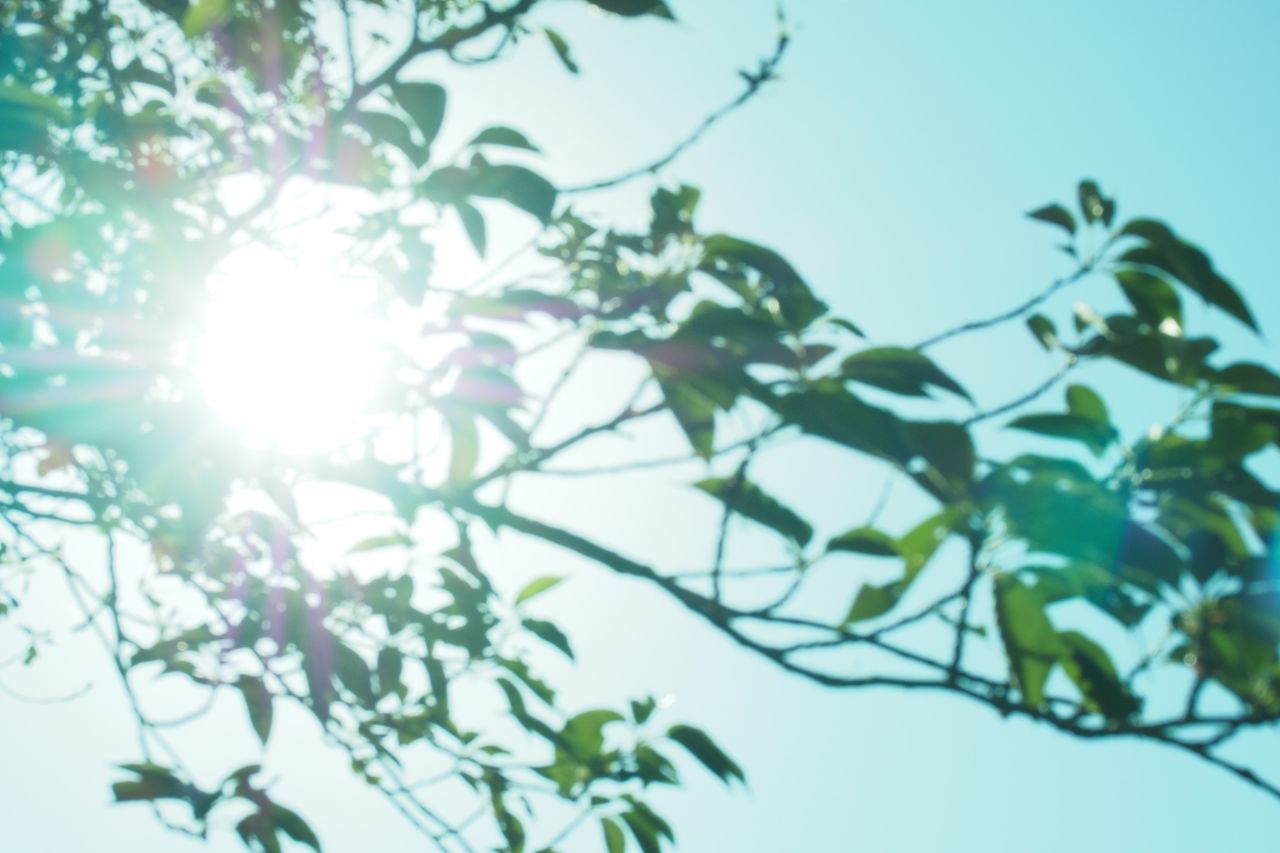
[0,0,1278,850]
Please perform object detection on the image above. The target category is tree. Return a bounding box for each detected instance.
[1,0,1278,850]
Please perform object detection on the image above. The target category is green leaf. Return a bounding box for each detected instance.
[454,201,487,257]
[347,533,411,554]
[844,582,899,624]
[1077,179,1115,226]
[904,420,976,499]
[1027,203,1076,235]
[560,709,623,759]
[183,0,233,36]
[545,28,580,74]
[391,81,447,149]
[587,0,675,18]
[442,407,479,485]
[666,724,744,783]
[1114,270,1182,327]
[1065,384,1109,425]
[376,647,403,697]
[841,347,971,401]
[702,234,826,329]
[237,675,273,745]
[994,574,1061,707]
[1026,314,1059,350]
[1008,413,1115,457]
[272,805,321,851]
[469,126,539,152]
[425,163,557,225]
[1119,218,1257,331]
[827,527,899,557]
[621,811,661,853]
[1216,363,1280,397]
[356,110,427,165]
[516,575,566,605]
[695,477,813,547]
[481,164,557,224]
[333,641,376,706]
[842,508,962,624]
[765,384,912,466]
[602,816,627,853]
[658,375,718,458]
[524,617,575,659]
[1058,630,1139,720]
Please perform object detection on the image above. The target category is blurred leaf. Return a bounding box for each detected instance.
[1120,218,1257,331]
[994,574,1060,707]
[1026,314,1059,350]
[703,234,826,329]
[454,201,487,256]
[357,110,427,165]
[1114,270,1182,327]
[183,0,233,36]
[842,347,971,401]
[1216,363,1280,397]
[516,575,566,605]
[667,724,744,783]
[469,126,539,152]
[525,617,574,659]
[1027,203,1076,235]
[827,527,899,557]
[1058,630,1139,720]
[1077,180,1115,226]
[272,805,321,851]
[587,0,675,18]
[602,816,627,853]
[545,28,580,73]
[391,81,447,149]
[696,477,813,547]
[237,675,273,745]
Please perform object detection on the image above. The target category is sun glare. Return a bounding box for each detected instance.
[196,244,385,453]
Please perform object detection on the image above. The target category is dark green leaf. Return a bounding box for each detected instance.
[695,477,813,547]
[1058,630,1139,720]
[1026,314,1059,350]
[1077,180,1115,226]
[1027,203,1076,235]
[1119,218,1257,331]
[841,347,971,401]
[1008,413,1116,457]
[524,617,575,659]
[1114,270,1182,327]
[272,805,321,851]
[702,234,825,329]
[1216,363,1280,397]
[587,0,675,18]
[827,527,899,557]
[666,724,744,783]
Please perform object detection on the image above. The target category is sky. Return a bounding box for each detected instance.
[4,1,1280,851]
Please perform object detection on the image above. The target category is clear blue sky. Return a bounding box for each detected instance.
[4,1,1279,851]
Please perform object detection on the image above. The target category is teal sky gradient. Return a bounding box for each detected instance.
[4,2,1279,851]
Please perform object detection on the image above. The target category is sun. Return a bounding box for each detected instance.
[195,242,386,453]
